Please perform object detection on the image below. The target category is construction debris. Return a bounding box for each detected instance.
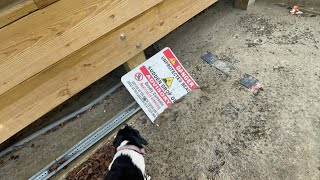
[213,60,235,74]
[239,74,262,93]
[201,52,235,74]
[290,6,303,16]
[201,52,218,64]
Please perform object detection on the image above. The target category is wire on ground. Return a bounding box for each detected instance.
[0,82,123,157]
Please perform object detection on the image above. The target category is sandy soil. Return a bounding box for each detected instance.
[134,1,320,179]
[0,0,319,179]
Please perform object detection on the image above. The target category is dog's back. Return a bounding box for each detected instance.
[105,155,144,180]
[105,126,148,180]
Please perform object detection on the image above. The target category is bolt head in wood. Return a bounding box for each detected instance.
[136,42,142,48]
[120,33,126,40]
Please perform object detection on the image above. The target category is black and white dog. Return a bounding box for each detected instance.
[105,126,150,180]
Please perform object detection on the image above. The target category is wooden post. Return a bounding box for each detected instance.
[235,0,255,10]
[124,52,146,71]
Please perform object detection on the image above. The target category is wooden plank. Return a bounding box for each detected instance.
[0,0,22,10]
[235,0,255,10]
[0,0,38,29]
[124,52,146,71]
[0,0,218,144]
[33,0,59,9]
[0,0,162,96]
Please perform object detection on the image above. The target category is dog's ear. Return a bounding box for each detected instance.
[137,134,148,145]
[113,134,124,148]
[130,135,148,148]
[131,136,143,148]
[126,125,137,132]
[130,127,148,146]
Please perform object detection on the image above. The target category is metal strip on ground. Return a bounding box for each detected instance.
[30,102,141,180]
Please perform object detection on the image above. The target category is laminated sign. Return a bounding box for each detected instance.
[121,48,198,122]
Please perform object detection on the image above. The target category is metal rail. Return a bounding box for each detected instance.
[30,102,141,180]
[0,83,123,158]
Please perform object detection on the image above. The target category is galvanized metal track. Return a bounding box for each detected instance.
[30,102,140,180]
[0,83,123,158]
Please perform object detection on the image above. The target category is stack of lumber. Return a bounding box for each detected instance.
[0,0,218,144]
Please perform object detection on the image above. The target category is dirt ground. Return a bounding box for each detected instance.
[134,1,320,179]
[0,0,320,179]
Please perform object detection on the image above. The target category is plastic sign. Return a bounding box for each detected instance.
[121,48,198,122]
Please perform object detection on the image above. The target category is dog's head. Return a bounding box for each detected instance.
[113,125,148,149]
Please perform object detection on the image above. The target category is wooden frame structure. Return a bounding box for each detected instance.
[0,0,218,144]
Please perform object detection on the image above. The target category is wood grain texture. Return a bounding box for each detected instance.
[0,0,22,10]
[0,0,38,29]
[0,0,162,96]
[124,52,146,71]
[33,0,59,9]
[0,0,218,144]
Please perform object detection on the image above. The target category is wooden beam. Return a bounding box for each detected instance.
[0,0,162,96]
[0,0,60,29]
[33,0,59,9]
[0,0,218,144]
[0,0,38,29]
[235,0,255,10]
[0,0,22,10]
[124,52,146,71]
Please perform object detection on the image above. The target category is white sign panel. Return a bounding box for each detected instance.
[121,47,198,122]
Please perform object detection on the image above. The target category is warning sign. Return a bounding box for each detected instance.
[121,47,199,122]
[162,77,174,88]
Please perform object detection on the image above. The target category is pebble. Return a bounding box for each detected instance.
[254,39,263,43]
